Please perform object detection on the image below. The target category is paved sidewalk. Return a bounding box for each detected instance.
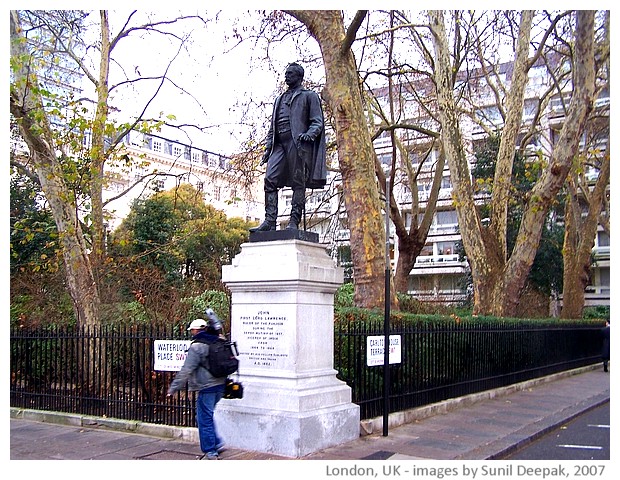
[10,365,610,461]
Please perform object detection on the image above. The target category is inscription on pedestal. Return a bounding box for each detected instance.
[239,309,290,368]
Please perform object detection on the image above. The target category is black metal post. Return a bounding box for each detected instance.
[383,178,391,436]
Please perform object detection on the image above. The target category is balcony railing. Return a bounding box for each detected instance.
[415,254,460,265]
[592,246,610,259]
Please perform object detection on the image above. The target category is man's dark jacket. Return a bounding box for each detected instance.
[264,88,327,189]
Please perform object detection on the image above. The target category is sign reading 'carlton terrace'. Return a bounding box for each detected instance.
[366,335,402,366]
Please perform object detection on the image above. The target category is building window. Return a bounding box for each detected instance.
[475,105,503,127]
[597,230,610,247]
[377,153,392,167]
[192,150,201,163]
[152,179,164,191]
[82,131,91,148]
[131,132,144,147]
[437,241,456,256]
[599,267,610,288]
[153,140,162,152]
[523,98,539,119]
[436,210,458,227]
[550,94,572,114]
[439,275,459,292]
[173,145,182,157]
[411,275,434,292]
[420,244,433,256]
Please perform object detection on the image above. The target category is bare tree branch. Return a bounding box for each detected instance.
[341,10,368,55]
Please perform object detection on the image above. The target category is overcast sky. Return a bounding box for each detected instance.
[94,9,323,157]
[12,5,586,158]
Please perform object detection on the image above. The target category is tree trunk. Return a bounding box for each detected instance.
[10,11,101,328]
[560,191,590,319]
[89,11,112,276]
[502,10,596,317]
[430,10,596,317]
[380,131,444,295]
[393,235,418,293]
[490,11,533,261]
[429,10,495,313]
[390,145,444,294]
[561,152,610,319]
[287,10,391,309]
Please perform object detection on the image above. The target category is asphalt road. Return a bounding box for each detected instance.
[504,402,610,460]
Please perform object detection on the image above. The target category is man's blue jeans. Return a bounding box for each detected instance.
[196,384,225,454]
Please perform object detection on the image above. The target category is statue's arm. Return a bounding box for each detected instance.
[261,101,276,165]
[303,91,324,141]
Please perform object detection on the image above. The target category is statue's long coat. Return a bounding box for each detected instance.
[264,88,327,189]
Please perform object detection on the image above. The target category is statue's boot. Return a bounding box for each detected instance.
[286,189,305,230]
[250,191,278,232]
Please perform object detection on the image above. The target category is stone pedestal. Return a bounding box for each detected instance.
[216,239,360,458]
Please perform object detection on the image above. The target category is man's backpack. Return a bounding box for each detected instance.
[193,337,239,378]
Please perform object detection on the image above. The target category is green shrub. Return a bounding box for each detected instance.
[335,282,354,309]
[10,293,75,328]
[582,306,610,321]
[181,290,231,332]
[100,301,150,325]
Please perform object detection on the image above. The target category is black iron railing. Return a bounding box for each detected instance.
[334,316,603,419]
[10,324,197,426]
[10,317,603,425]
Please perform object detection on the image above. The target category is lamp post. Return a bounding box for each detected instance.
[383,177,391,436]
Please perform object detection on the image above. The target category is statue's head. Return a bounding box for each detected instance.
[285,62,304,88]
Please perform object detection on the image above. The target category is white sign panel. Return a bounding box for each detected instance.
[238,308,291,369]
[366,335,402,366]
[153,340,192,371]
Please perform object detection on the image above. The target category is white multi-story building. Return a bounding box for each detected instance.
[102,131,264,231]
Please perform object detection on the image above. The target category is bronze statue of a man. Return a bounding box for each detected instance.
[250,62,327,232]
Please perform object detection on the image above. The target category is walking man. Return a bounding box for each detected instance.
[167,315,227,459]
[251,62,327,232]
[601,320,610,372]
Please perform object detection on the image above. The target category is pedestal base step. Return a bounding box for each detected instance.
[249,229,319,243]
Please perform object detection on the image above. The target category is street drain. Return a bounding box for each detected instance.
[361,450,396,460]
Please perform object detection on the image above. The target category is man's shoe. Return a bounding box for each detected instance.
[286,190,304,230]
[250,191,278,232]
[250,220,275,232]
[201,452,219,460]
